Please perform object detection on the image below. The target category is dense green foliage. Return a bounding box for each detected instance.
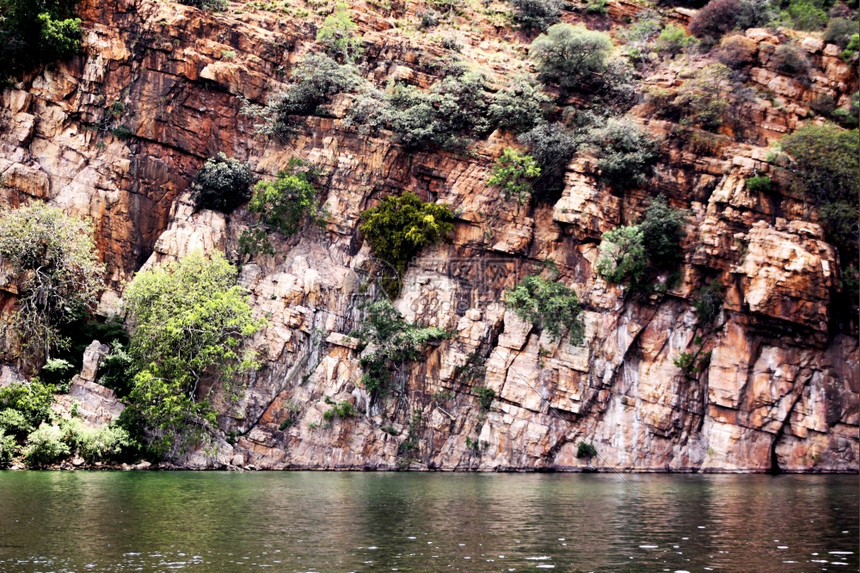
[0,380,54,433]
[670,64,735,131]
[577,441,597,459]
[746,175,772,193]
[359,193,455,296]
[261,53,361,137]
[597,225,648,285]
[356,300,452,397]
[517,121,579,169]
[509,0,564,31]
[488,76,552,133]
[584,117,661,189]
[824,17,857,47]
[122,251,264,454]
[0,0,82,79]
[505,275,585,343]
[530,24,613,89]
[316,2,362,62]
[780,125,859,258]
[487,147,541,203]
[192,153,257,213]
[598,196,688,286]
[638,196,688,270]
[241,161,322,256]
[0,203,104,361]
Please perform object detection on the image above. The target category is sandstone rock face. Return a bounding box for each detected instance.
[0,1,856,472]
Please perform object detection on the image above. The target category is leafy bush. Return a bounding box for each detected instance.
[621,12,662,63]
[191,153,256,213]
[261,53,361,137]
[843,34,859,61]
[505,275,585,343]
[356,300,452,396]
[246,161,320,239]
[530,24,613,89]
[488,76,551,134]
[475,387,496,411]
[0,380,54,429]
[583,116,661,189]
[123,251,265,454]
[638,195,688,270]
[510,0,564,30]
[0,408,31,441]
[323,399,356,422]
[746,175,772,193]
[577,441,597,458]
[655,24,695,56]
[488,147,542,203]
[689,0,739,43]
[359,193,455,295]
[0,430,16,465]
[23,423,70,467]
[783,0,828,30]
[779,125,859,255]
[824,17,857,47]
[517,121,579,169]
[693,280,724,326]
[773,43,810,75]
[597,225,647,285]
[0,0,82,79]
[735,0,779,29]
[316,2,362,62]
[178,0,227,10]
[671,64,734,131]
[0,203,104,361]
[63,417,133,463]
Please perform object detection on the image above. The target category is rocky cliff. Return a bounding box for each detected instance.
[0,0,857,472]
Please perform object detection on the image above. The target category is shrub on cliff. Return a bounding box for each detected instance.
[359,193,455,296]
[316,2,362,62]
[488,75,552,134]
[0,0,82,79]
[355,299,452,397]
[670,63,735,131]
[240,161,323,257]
[530,24,613,89]
[582,116,662,190]
[597,225,647,286]
[192,153,257,213]
[122,251,265,456]
[509,0,565,31]
[779,125,859,256]
[23,423,70,468]
[0,203,104,361]
[824,17,856,47]
[487,147,542,203]
[506,274,585,343]
[689,0,738,43]
[773,43,811,75]
[639,195,689,270]
[257,53,361,138]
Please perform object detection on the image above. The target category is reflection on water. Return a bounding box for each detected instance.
[0,471,856,572]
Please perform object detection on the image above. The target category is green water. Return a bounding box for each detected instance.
[0,472,856,572]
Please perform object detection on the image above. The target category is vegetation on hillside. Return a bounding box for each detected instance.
[0,0,82,80]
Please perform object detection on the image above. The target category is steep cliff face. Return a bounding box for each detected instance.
[0,0,857,472]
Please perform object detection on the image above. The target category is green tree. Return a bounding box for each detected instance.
[780,125,859,255]
[487,147,541,203]
[529,24,612,89]
[506,275,584,343]
[248,167,320,237]
[0,203,104,361]
[583,116,661,189]
[0,0,82,79]
[192,153,257,213]
[359,193,455,296]
[510,0,564,31]
[638,195,688,269]
[316,2,363,62]
[597,225,647,285]
[122,251,264,454]
[177,0,227,10]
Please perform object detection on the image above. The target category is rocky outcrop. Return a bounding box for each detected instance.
[0,0,856,472]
